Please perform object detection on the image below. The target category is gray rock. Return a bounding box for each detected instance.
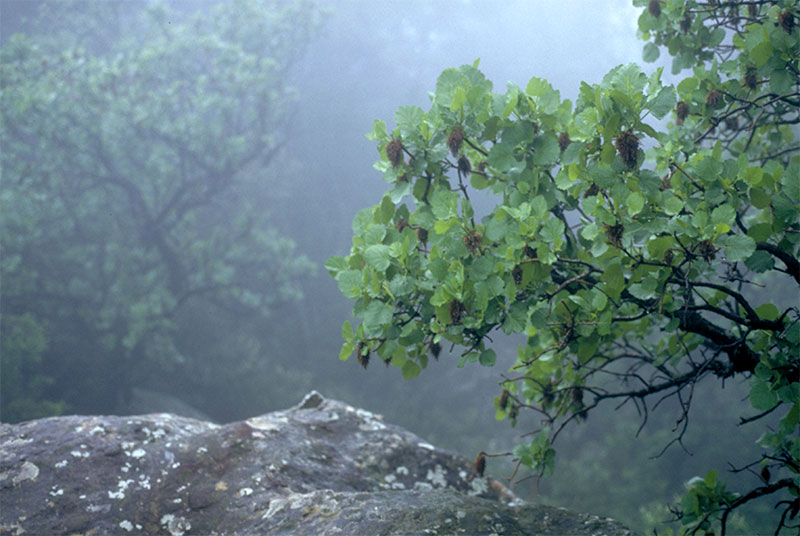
[0,391,636,535]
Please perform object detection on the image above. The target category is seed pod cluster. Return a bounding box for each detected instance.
[463,230,483,255]
[499,389,510,410]
[706,88,722,107]
[675,101,690,125]
[356,342,370,369]
[558,132,571,151]
[512,265,523,285]
[386,139,404,168]
[583,183,600,198]
[697,239,716,262]
[743,68,757,90]
[449,300,466,324]
[429,340,442,359]
[447,126,464,157]
[457,155,472,176]
[648,0,661,18]
[779,10,795,34]
[473,452,486,477]
[680,14,692,32]
[417,227,428,243]
[605,223,625,248]
[615,130,640,169]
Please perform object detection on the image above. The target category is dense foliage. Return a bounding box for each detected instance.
[329,1,799,533]
[0,0,320,421]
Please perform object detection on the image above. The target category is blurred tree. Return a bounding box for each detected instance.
[0,0,321,421]
[330,1,799,533]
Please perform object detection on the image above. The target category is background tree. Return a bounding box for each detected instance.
[0,0,321,421]
[329,1,799,533]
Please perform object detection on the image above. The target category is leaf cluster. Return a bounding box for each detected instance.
[330,1,799,533]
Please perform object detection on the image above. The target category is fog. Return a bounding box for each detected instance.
[0,1,769,532]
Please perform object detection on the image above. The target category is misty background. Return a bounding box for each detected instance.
[0,1,767,532]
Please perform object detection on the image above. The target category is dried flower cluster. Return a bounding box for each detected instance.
[386,139,404,168]
[447,126,464,157]
[615,130,639,169]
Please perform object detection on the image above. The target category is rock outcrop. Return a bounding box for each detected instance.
[0,391,635,535]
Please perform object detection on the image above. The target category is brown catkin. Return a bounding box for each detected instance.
[447,126,464,157]
[463,230,483,255]
[648,0,661,18]
[558,132,571,151]
[675,101,690,125]
[615,131,639,169]
[386,139,404,168]
[706,88,722,107]
[779,10,795,34]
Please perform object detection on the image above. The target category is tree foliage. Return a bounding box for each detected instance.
[329,1,799,532]
[0,0,321,420]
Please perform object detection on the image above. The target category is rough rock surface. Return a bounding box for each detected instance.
[0,391,636,535]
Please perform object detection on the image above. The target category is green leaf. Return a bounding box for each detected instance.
[324,255,348,276]
[366,119,387,141]
[479,348,497,366]
[364,244,392,271]
[722,234,756,262]
[602,261,625,299]
[341,320,354,342]
[336,269,363,299]
[488,143,516,172]
[781,162,800,201]
[401,360,421,380]
[642,42,660,63]
[750,377,778,410]
[646,86,676,119]
[532,134,560,166]
[626,191,645,216]
[754,303,779,321]
[663,195,684,215]
[339,342,354,361]
[362,300,393,334]
[395,105,424,138]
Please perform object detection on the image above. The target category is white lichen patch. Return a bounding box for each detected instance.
[214,481,228,492]
[87,504,111,514]
[468,477,489,496]
[48,487,64,497]
[89,426,105,436]
[413,482,433,491]
[426,465,447,488]
[70,450,89,458]
[13,461,39,485]
[196,446,208,455]
[119,520,134,532]
[456,510,466,520]
[246,414,289,432]
[138,475,151,490]
[54,460,68,469]
[238,487,253,497]
[108,479,134,500]
[173,498,182,504]
[130,449,146,459]
[160,514,191,536]
[396,466,409,475]
[263,497,288,519]
[417,442,435,451]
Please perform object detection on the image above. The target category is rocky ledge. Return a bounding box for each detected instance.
[0,391,635,535]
